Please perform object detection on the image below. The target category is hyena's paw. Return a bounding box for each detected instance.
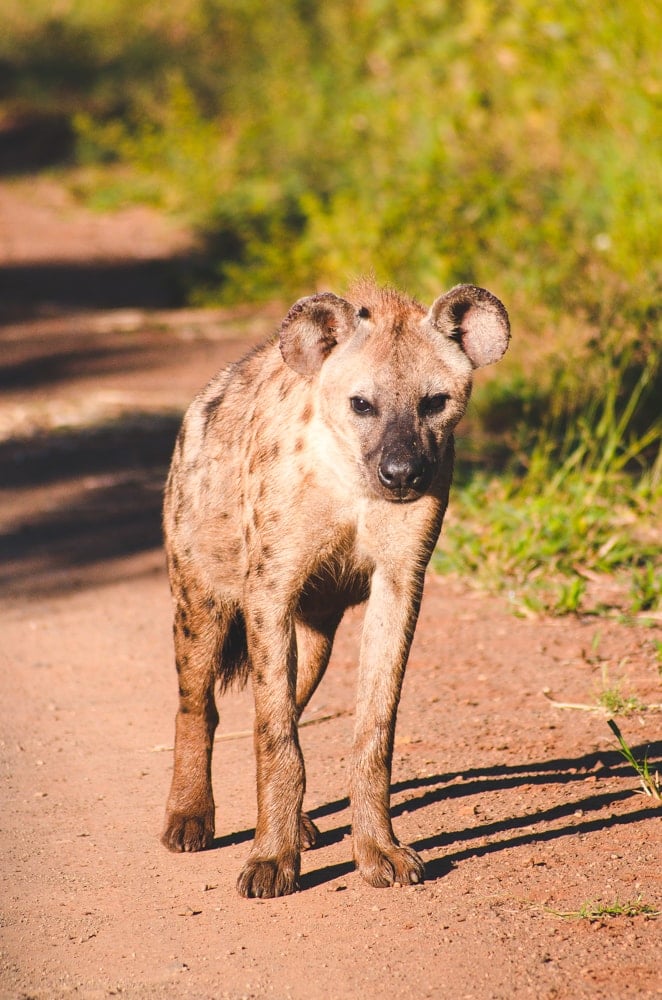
[356,842,425,888]
[236,854,300,899]
[161,810,215,853]
[300,812,320,851]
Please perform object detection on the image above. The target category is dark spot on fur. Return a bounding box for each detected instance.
[294,436,304,453]
[254,611,264,629]
[301,402,312,423]
[202,396,220,436]
[250,445,271,474]
[262,544,272,559]
[449,298,473,330]
[255,670,265,685]
[260,727,293,757]
[179,704,190,714]
[255,561,265,577]
[270,441,280,461]
[182,625,191,640]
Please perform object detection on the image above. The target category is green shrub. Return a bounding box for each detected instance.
[4,0,654,327]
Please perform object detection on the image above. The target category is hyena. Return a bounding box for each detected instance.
[162,280,510,898]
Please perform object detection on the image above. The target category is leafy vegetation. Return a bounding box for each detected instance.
[3,2,659,310]
[2,1,660,615]
[436,338,661,615]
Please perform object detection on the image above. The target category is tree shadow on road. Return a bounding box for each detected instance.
[0,413,181,597]
[0,237,249,597]
[0,259,194,323]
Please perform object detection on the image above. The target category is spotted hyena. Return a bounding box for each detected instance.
[161,279,510,897]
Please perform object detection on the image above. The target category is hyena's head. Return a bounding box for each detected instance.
[279,280,510,502]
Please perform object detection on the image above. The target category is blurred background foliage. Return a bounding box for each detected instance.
[1,0,660,614]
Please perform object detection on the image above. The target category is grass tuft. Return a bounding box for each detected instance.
[607,719,662,803]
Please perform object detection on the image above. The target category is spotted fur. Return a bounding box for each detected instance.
[162,280,510,897]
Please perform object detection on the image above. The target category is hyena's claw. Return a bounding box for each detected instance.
[300,812,320,850]
[356,843,425,888]
[237,855,300,899]
[161,811,215,853]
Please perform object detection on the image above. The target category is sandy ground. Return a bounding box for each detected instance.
[0,177,661,1000]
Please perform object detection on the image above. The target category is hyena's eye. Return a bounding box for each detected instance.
[420,393,449,417]
[350,396,375,416]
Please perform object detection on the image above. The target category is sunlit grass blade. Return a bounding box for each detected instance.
[607,719,662,802]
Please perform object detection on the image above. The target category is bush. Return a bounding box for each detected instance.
[4,0,653,325]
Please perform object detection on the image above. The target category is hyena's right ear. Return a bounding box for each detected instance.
[279,293,358,378]
[428,284,510,368]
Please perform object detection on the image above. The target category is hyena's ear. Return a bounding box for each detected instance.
[428,284,510,368]
[279,293,358,378]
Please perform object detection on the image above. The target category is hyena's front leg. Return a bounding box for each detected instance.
[237,608,304,898]
[162,588,221,853]
[351,568,426,887]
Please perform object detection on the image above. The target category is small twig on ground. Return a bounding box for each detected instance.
[150,710,344,752]
[546,897,660,921]
[542,688,662,715]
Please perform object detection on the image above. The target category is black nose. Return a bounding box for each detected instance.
[378,453,431,495]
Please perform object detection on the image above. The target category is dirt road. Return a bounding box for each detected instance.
[1,179,660,999]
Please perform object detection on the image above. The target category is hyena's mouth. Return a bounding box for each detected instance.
[375,477,432,503]
[382,487,428,503]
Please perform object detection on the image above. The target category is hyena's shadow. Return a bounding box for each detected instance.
[212,746,659,890]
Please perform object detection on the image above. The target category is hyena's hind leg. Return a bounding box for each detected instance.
[294,611,343,850]
[162,586,230,853]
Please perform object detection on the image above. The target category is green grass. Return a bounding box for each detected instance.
[608,719,662,803]
[435,340,661,617]
[598,684,647,718]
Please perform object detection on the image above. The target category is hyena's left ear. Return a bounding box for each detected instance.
[279,292,358,378]
[428,284,510,368]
